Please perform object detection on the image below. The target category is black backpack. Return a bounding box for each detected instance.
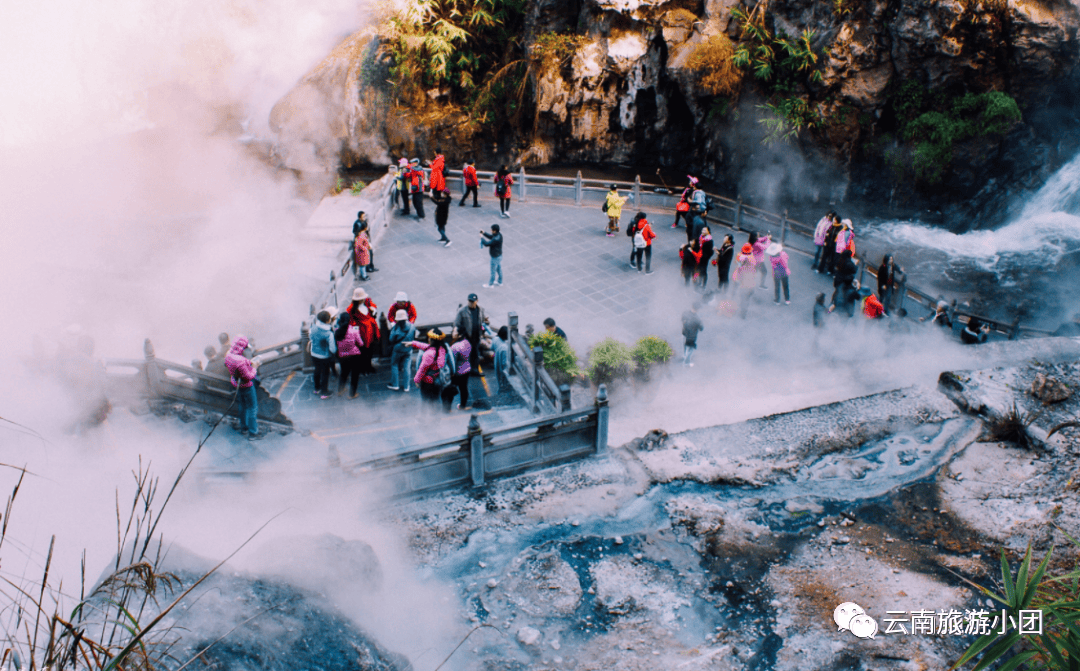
[435,345,456,388]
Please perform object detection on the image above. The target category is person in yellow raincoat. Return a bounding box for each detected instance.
[604,184,628,236]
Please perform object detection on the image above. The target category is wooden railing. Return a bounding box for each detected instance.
[103,339,292,428]
[433,166,1045,339]
[325,385,608,498]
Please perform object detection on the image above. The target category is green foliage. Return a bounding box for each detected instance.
[531,33,586,66]
[631,336,674,367]
[380,0,528,119]
[586,338,636,385]
[730,6,823,144]
[350,180,367,195]
[880,81,1023,183]
[833,0,857,16]
[330,175,345,195]
[952,537,1080,670]
[528,331,581,385]
[689,34,742,97]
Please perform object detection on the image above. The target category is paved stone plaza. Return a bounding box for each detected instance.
[268,187,846,461]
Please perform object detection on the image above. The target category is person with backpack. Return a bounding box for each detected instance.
[630,213,656,273]
[690,184,709,218]
[310,310,337,400]
[428,148,446,193]
[697,226,714,290]
[481,223,503,288]
[407,158,426,219]
[767,241,791,305]
[441,329,473,411]
[681,303,704,366]
[829,250,858,318]
[714,234,734,292]
[411,328,451,410]
[627,212,644,267]
[604,185,628,236]
[432,188,452,246]
[460,158,480,207]
[386,309,416,392]
[395,158,410,215]
[494,166,514,218]
[334,311,364,398]
[673,176,696,229]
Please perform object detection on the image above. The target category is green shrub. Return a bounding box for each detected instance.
[631,336,674,367]
[527,331,581,385]
[350,180,367,195]
[586,338,636,385]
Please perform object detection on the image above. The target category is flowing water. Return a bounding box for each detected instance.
[431,418,981,668]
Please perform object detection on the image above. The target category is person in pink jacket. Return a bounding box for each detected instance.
[748,231,771,289]
[813,211,838,272]
[411,328,450,411]
[767,242,791,305]
[334,312,364,398]
[733,244,757,319]
[224,336,260,439]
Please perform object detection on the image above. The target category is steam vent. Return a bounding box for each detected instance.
[5,0,1080,669]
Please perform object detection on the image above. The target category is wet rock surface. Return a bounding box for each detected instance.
[377,365,1080,669]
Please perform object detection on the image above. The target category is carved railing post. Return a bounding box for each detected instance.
[532,346,544,413]
[1010,315,1022,341]
[519,166,527,203]
[468,414,485,487]
[575,171,583,206]
[301,321,313,373]
[734,197,743,231]
[559,384,571,413]
[595,384,609,453]
[508,312,519,375]
[780,209,788,246]
[144,338,162,397]
[633,175,641,206]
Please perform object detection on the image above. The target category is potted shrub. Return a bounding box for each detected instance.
[526,331,581,387]
[631,335,674,382]
[586,338,636,389]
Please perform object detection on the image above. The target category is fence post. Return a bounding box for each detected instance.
[329,269,338,308]
[780,209,788,246]
[519,167,527,203]
[301,321,313,374]
[594,384,609,453]
[532,346,544,412]
[508,312,518,375]
[734,197,743,231]
[1009,315,1022,341]
[559,384,571,413]
[634,175,641,206]
[575,171,583,206]
[468,414,485,487]
[144,338,162,398]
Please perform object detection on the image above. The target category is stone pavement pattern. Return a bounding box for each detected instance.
[272,192,844,462]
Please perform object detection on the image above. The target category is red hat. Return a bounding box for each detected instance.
[741,243,753,254]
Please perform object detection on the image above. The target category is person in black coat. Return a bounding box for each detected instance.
[820,218,842,274]
[432,189,452,246]
[830,250,858,317]
[714,235,734,293]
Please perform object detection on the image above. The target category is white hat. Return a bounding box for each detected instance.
[395,291,408,302]
[323,305,339,319]
[352,288,368,301]
[395,309,408,321]
[842,218,854,230]
[398,158,408,167]
[765,242,783,256]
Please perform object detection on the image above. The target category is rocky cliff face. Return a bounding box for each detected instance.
[270,0,1080,223]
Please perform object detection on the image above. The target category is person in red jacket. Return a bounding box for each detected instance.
[494,165,514,218]
[629,212,656,273]
[459,158,479,207]
[407,158,426,220]
[352,304,380,375]
[428,149,446,193]
[388,291,418,323]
